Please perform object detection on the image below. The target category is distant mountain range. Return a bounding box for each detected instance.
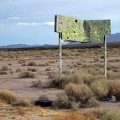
[0,33,120,49]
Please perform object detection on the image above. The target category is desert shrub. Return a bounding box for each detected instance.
[108,80,120,100]
[19,71,36,78]
[88,68,99,75]
[61,72,96,87]
[54,92,70,109]
[65,83,93,103]
[49,60,55,63]
[87,96,100,107]
[8,63,12,65]
[45,67,52,71]
[63,83,98,108]
[17,106,27,116]
[92,108,108,119]
[27,68,37,72]
[48,72,58,80]
[18,58,26,64]
[31,80,42,87]
[62,70,71,75]
[76,61,83,65]
[9,70,14,74]
[0,56,4,61]
[12,99,31,107]
[27,61,37,66]
[90,80,109,100]
[16,68,21,72]
[0,90,16,104]
[107,70,120,79]
[0,71,7,75]
[101,111,120,120]
[0,66,8,71]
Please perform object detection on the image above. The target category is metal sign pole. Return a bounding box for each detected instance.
[104,35,107,77]
[58,33,62,86]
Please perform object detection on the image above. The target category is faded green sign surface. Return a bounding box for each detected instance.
[55,15,111,42]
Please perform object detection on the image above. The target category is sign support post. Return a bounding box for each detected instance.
[58,33,62,86]
[104,35,107,77]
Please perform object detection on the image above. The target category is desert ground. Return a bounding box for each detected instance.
[0,45,120,120]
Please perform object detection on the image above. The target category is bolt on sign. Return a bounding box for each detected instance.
[54,15,111,42]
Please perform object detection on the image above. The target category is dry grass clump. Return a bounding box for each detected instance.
[27,68,37,72]
[0,71,7,75]
[90,79,109,100]
[0,66,9,71]
[48,72,59,80]
[16,106,27,116]
[76,61,83,65]
[12,99,31,107]
[31,80,42,87]
[61,71,96,87]
[54,112,98,120]
[0,90,16,104]
[18,58,26,64]
[107,70,120,79]
[27,61,37,66]
[92,107,108,119]
[55,83,99,109]
[108,79,120,100]
[54,92,70,109]
[0,56,4,61]
[19,71,36,78]
[45,67,52,71]
[101,111,120,120]
[65,83,93,103]
[16,68,21,72]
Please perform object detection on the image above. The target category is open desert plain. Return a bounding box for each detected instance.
[0,43,120,120]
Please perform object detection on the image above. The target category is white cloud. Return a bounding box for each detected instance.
[17,22,54,26]
[43,22,54,26]
[7,17,23,21]
[17,22,37,26]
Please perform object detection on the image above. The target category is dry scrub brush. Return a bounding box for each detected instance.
[19,71,36,78]
[0,90,16,104]
[90,79,109,100]
[54,112,98,120]
[54,83,99,109]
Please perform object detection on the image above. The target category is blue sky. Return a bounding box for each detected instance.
[0,0,120,46]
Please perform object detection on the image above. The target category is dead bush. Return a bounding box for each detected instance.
[108,80,120,100]
[12,99,31,107]
[90,80,109,100]
[54,92,70,109]
[19,71,36,78]
[0,66,8,71]
[18,58,26,64]
[54,112,98,120]
[27,61,37,66]
[0,90,16,104]
[65,83,93,103]
[27,68,37,72]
